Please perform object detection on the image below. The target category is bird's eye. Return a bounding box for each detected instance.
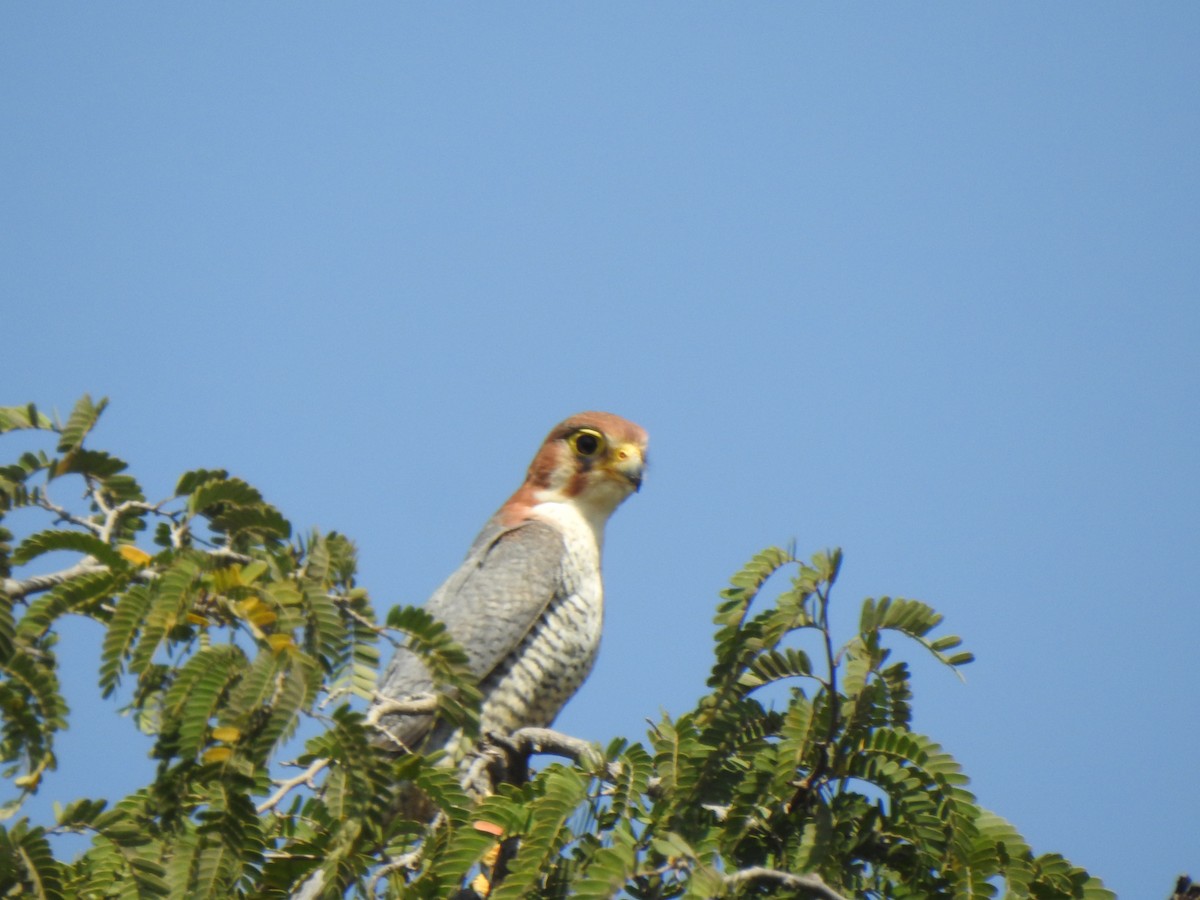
[570,429,605,458]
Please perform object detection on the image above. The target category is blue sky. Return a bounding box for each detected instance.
[3,5,1198,895]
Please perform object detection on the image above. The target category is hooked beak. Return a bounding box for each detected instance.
[611,442,646,492]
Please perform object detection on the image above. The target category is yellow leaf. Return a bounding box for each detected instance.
[249,609,277,627]
[212,566,243,592]
[187,613,209,626]
[202,747,233,764]
[211,726,241,743]
[267,633,295,653]
[236,597,261,617]
[118,545,153,566]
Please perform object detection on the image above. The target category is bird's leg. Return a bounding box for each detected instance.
[481,731,534,788]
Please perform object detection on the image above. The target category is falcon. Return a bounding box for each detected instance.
[374,411,647,759]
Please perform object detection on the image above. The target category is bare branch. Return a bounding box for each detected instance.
[35,494,103,536]
[98,499,162,543]
[502,726,603,768]
[2,543,248,602]
[496,726,662,797]
[330,593,405,647]
[459,726,639,802]
[365,848,425,896]
[289,870,326,900]
[207,546,254,564]
[257,757,330,815]
[2,560,109,600]
[723,867,850,900]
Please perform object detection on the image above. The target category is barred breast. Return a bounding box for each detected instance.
[478,499,604,733]
[477,587,603,733]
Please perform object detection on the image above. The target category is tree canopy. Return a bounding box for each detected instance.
[0,397,1113,898]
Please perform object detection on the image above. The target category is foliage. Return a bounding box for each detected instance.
[0,397,1113,899]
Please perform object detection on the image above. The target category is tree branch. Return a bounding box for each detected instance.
[257,757,330,814]
[2,559,110,600]
[723,866,850,900]
[501,726,603,766]
[1,544,250,602]
[97,499,161,543]
[289,870,326,900]
[35,494,104,536]
[332,595,405,647]
[497,726,663,797]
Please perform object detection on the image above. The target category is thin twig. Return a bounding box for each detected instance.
[257,757,330,814]
[35,494,103,536]
[365,848,425,896]
[722,866,851,900]
[98,499,161,543]
[208,546,254,564]
[501,726,603,768]
[330,594,405,647]
[3,560,110,600]
[460,726,662,800]
[1,543,250,601]
[364,811,447,896]
[289,870,326,900]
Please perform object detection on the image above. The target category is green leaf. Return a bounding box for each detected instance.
[861,596,974,672]
[0,821,64,899]
[51,449,128,480]
[12,530,125,570]
[56,395,108,454]
[736,647,814,691]
[186,478,263,516]
[862,596,943,639]
[1,651,68,781]
[191,839,237,899]
[303,584,344,673]
[713,545,798,629]
[789,800,834,873]
[841,641,872,700]
[99,585,154,697]
[161,645,247,761]
[174,469,228,497]
[208,505,291,545]
[54,798,108,830]
[772,692,816,795]
[385,605,482,735]
[606,742,653,823]
[220,648,284,735]
[0,588,14,661]
[243,655,311,763]
[490,767,588,900]
[17,569,124,638]
[162,827,200,899]
[810,547,844,583]
[573,826,637,899]
[0,404,53,433]
[128,557,201,680]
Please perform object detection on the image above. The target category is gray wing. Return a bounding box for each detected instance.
[374,518,567,750]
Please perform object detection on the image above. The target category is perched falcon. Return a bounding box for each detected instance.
[374,412,647,759]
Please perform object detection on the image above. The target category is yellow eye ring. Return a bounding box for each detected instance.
[569,428,606,458]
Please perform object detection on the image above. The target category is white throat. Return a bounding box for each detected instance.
[530,495,611,553]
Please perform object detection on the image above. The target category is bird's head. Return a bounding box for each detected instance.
[501,412,648,528]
